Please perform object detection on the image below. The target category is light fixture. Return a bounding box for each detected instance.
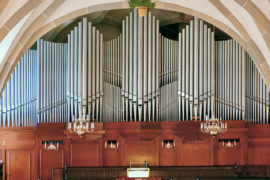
[42,141,63,150]
[127,162,150,178]
[218,139,239,148]
[105,140,119,150]
[200,115,227,137]
[68,107,94,136]
[162,140,175,149]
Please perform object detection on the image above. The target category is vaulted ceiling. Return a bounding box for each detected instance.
[0,0,270,96]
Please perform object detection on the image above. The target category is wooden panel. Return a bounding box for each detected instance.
[125,141,156,166]
[215,146,240,165]
[71,141,99,167]
[160,148,176,166]
[52,168,63,180]
[40,150,64,180]
[248,147,270,165]
[3,122,270,178]
[181,142,211,166]
[6,150,31,180]
[0,130,35,150]
[104,149,119,166]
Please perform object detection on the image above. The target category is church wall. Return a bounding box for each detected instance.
[0,122,270,179]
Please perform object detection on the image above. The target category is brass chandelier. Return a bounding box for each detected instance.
[68,107,94,136]
[200,115,227,137]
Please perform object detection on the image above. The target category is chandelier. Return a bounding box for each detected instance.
[68,108,94,136]
[223,140,236,148]
[219,139,239,148]
[200,115,227,137]
[43,141,63,150]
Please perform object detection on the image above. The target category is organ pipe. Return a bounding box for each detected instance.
[215,40,270,123]
[0,50,38,127]
[1,13,270,126]
[67,17,104,121]
[243,53,270,124]
[104,9,159,122]
[161,17,215,121]
[37,40,68,124]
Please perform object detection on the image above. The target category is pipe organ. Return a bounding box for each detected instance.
[37,40,68,123]
[176,18,214,121]
[159,37,178,121]
[215,40,245,121]
[103,35,122,121]
[67,17,104,122]
[0,50,37,127]
[1,10,270,126]
[245,54,270,124]
[104,10,160,122]
[215,40,270,123]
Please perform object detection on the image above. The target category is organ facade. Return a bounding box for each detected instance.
[0,9,269,126]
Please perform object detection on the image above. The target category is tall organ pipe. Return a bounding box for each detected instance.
[215,40,270,123]
[0,49,40,127]
[2,14,270,126]
[67,17,104,121]
[104,9,159,122]
[37,40,68,124]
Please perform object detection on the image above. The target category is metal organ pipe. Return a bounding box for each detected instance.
[0,50,38,127]
[2,14,270,126]
[215,39,270,124]
[104,9,160,122]
[66,17,104,121]
[37,40,68,124]
[244,53,270,124]
[170,17,214,121]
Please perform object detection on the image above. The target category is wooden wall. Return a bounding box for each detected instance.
[0,121,270,179]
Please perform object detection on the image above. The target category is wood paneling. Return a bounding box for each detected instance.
[248,147,270,165]
[125,141,156,166]
[160,148,176,166]
[0,122,270,179]
[40,149,64,180]
[181,141,212,166]
[71,141,99,167]
[52,168,63,180]
[6,150,31,180]
[104,149,119,166]
[215,146,240,165]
